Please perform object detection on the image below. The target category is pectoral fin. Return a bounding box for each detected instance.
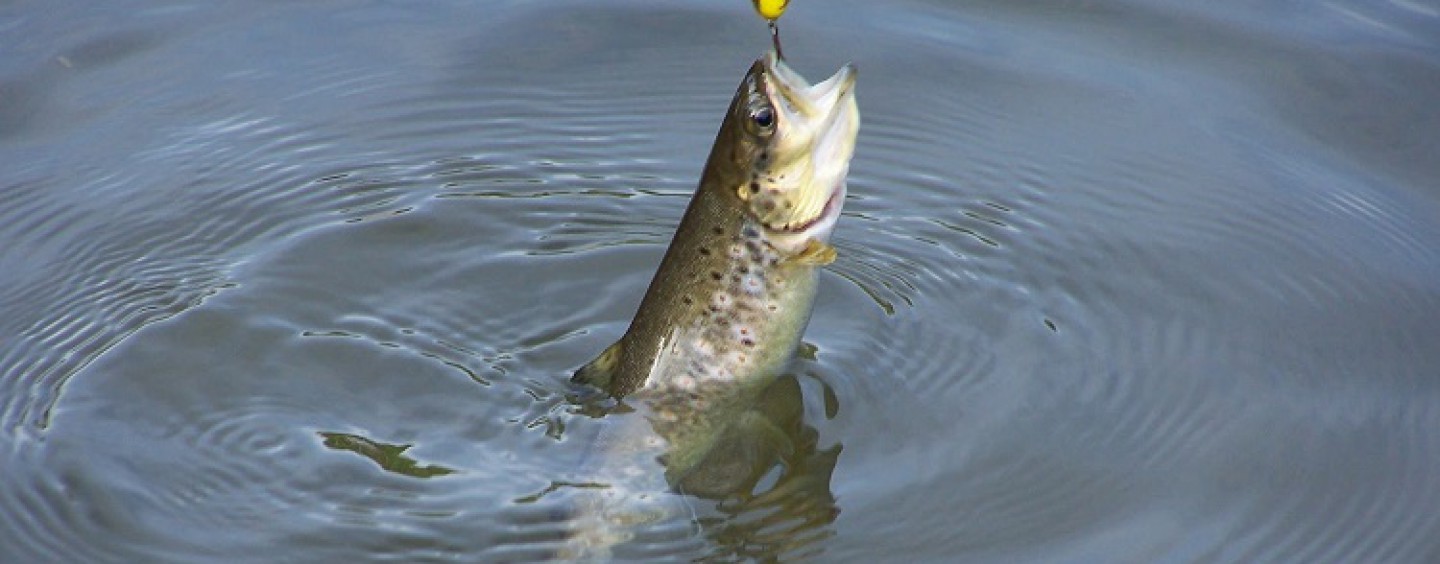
[573,341,623,393]
[789,238,837,266]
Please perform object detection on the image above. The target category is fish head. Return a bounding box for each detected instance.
[726,52,859,247]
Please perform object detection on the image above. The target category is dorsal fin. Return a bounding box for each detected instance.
[572,340,624,395]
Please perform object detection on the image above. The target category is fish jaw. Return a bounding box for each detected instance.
[764,180,846,254]
[740,52,860,250]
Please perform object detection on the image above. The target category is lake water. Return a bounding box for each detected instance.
[3,0,1439,561]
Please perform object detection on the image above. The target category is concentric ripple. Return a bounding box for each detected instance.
[811,2,1440,561]
[4,0,1440,562]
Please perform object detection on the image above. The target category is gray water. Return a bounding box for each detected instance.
[4,0,1439,561]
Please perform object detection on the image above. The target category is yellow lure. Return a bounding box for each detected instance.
[751,0,789,21]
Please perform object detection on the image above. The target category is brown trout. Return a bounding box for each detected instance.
[564,51,858,557]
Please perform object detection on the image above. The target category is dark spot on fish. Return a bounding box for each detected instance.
[784,201,793,209]
[749,182,760,194]
[759,151,768,161]
[708,305,719,313]
[741,338,755,347]
[712,227,724,235]
[682,296,693,305]
[768,304,777,311]
[738,265,749,274]
[710,271,722,280]
[698,247,710,255]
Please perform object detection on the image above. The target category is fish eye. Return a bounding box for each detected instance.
[751,107,775,130]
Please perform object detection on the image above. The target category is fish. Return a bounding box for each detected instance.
[561,51,859,559]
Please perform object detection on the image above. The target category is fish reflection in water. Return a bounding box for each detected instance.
[559,373,841,561]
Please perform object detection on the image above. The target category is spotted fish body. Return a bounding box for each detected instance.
[565,52,858,556]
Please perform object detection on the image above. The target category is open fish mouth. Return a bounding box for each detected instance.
[755,52,859,241]
[762,52,856,128]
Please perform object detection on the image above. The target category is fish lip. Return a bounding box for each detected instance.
[761,52,857,121]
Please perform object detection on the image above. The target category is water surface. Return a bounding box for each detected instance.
[3,0,1439,561]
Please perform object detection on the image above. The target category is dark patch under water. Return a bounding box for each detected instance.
[2,0,1439,561]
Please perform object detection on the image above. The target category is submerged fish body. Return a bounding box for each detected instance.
[564,52,858,556]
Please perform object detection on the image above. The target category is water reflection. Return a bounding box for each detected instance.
[318,432,457,479]
[4,0,1439,561]
[563,372,841,561]
[696,375,842,562]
